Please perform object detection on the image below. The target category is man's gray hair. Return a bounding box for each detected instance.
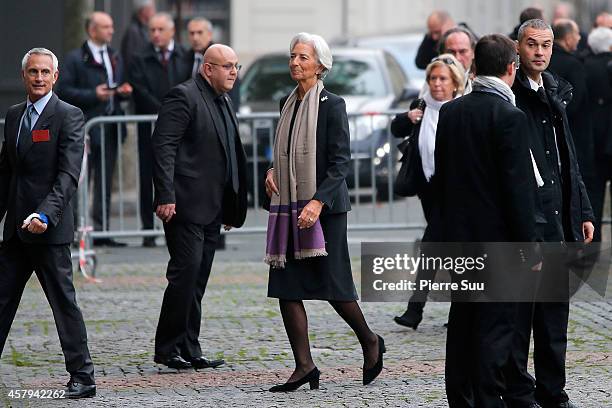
[439,26,478,53]
[290,32,333,79]
[21,48,58,72]
[518,19,554,42]
[151,12,175,29]
[431,10,452,23]
[588,27,612,54]
[133,0,154,11]
[189,17,213,32]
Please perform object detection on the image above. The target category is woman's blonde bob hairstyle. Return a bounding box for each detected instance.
[425,53,466,97]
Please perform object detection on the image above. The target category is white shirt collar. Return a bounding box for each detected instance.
[155,40,175,54]
[27,91,53,115]
[527,75,543,92]
[87,40,108,56]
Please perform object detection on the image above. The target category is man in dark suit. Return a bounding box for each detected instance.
[128,12,191,247]
[584,27,612,245]
[152,44,247,369]
[549,19,595,196]
[432,34,539,407]
[186,17,212,79]
[0,48,96,398]
[507,19,594,408]
[57,11,133,247]
[120,0,156,72]
[415,10,455,69]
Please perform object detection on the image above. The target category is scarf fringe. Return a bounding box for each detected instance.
[294,249,328,259]
[264,254,287,269]
[264,249,328,269]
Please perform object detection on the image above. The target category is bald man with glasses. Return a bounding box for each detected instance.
[151,44,247,370]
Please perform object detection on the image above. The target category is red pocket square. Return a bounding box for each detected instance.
[32,129,50,142]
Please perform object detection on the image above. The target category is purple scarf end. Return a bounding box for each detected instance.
[264,249,328,269]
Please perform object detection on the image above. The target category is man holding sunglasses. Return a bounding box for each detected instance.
[151,44,247,370]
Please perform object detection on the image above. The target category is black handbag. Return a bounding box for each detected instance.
[393,125,426,197]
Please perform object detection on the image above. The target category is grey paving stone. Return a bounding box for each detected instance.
[0,255,610,407]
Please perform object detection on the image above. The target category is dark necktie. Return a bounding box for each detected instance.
[159,49,168,69]
[192,53,203,78]
[100,49,114,114]
[17,104,34,153]
[536,86,547,104]
[216,96,239,193]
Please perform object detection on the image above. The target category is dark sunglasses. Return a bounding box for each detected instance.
[431,56,456,66]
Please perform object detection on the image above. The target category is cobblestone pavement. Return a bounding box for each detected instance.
[0,245,610,407]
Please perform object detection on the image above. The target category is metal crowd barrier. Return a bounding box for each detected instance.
[80,111,426,244]
[3,111,610,279]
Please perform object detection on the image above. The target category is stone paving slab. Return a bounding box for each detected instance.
[0,256,610,407]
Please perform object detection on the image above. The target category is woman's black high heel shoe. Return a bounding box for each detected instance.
[363,335,386,385]
[269,367,320,392]
[393,308,423,330]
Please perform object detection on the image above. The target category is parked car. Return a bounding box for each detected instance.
[239,47,417,205]
[337,33,427,96]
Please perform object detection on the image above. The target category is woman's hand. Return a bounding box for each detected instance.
[265,168,279,198]
[407,108,424,124]
[298,200,324,229]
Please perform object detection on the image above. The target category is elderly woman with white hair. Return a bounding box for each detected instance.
[584,27,612,244]
[264,32,384,392]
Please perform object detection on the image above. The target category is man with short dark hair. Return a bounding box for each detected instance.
[433,33,539,407]
[509,7,545,40]
[0,48,96,399]
[507,19,594,408]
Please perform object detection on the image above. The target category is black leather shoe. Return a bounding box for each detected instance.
[394,309,423,330]
[269,367,320,392]
[190,356,225,369]
[66,380,96,399]
[363,334,386,385]
[154,355,192,369]
[93,238,127,247]
[142,237,157,247]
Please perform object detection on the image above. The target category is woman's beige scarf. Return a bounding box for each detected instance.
[264,80,328,268]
